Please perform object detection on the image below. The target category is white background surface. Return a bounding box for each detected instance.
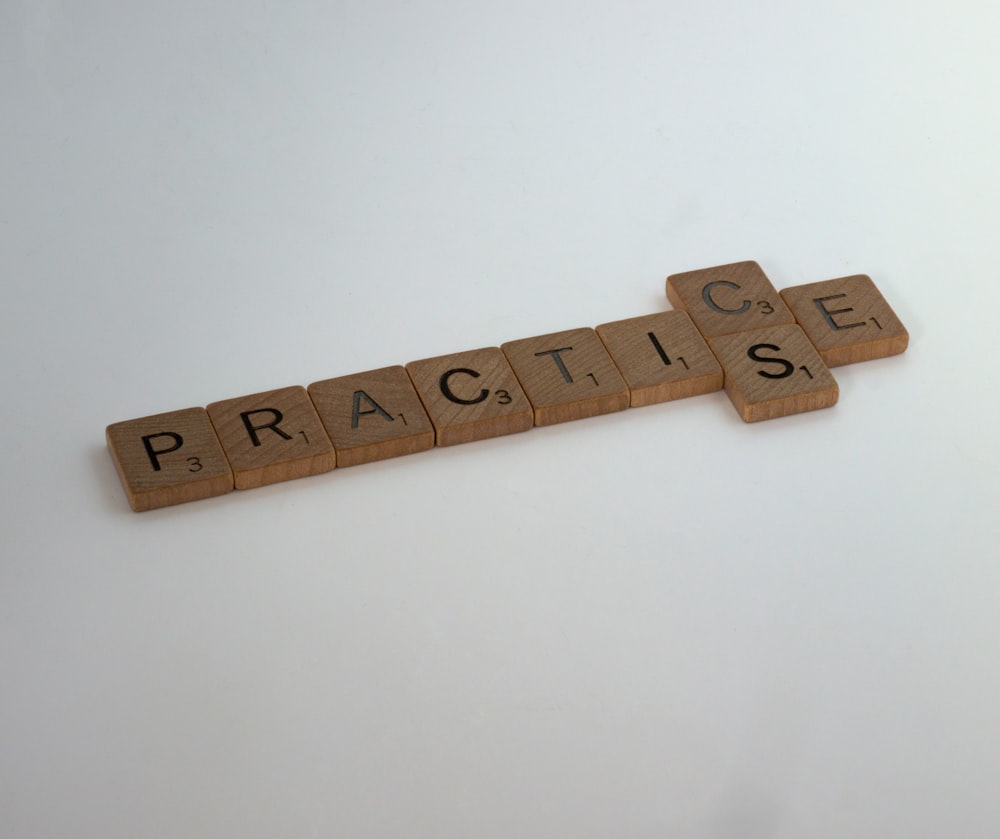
[2,2,999,837]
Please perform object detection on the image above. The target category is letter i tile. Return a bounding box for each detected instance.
[501,328,629,425]
[206,385,336,488]
[708,324,839,422]
[779,274,909,367]
[596,310,723,407]
[106,407,233,511]
[308,366,435,467]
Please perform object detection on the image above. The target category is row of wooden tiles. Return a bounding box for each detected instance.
[107,262,908,511]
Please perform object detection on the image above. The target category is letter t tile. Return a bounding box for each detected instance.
[501,327,629,425]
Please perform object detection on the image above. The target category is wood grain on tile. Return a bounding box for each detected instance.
[206,385,335,489]
[308,365,435,467]
[596,310,723,407]
[501,327,629,425]
[708,324,839,422]
[779,274,909,366]
[406,347,534,446]
[106,407,234,511]
[666,260,794,338]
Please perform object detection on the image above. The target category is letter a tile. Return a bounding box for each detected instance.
[308,366,435,467]
[206,385,336,489]
[779,274,909,367]
[406,347,534,446]
[106,407,233,511]
[708,324,839,422]
[596,311,723,407]
[501,328,629,425]
[666,260,795,338]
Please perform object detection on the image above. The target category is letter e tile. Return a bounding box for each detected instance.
[206,386,335,489]
[708,324,839,422]
[501,328,629,425]
[308,366,435,467]
[106,407,233,511]
[406,347,534,446]
[666,261,795,338]
[779,274,909,366]
[596,311,723,407]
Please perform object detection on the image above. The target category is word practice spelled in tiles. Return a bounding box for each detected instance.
[406,347,534,446]
[708,324,839,422]
[666,260,794,338]
[105,260,910,511]
[308,366,435,467]
[779,274,910,367]
[501,328,629,425]
[596,311,723,407]
[206,386,336,489]
[106,407,234,511]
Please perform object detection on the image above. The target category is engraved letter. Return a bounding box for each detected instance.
[646,332,671,366]
[440,368,489,405]
[748,343,795,379]
[534,347,575,383]
[814,294,866,330]
[240,408,293,447]
[141,432,183,471]
[702,280,751,315]
[351,390,394,428]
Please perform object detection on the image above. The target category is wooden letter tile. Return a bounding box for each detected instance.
[665,260,795,338]
[106,407,233,511]
[596,310,723,407]
[206,385,335,489]
[308,366,435,467]
[501,328,629,426]
[708,324,839,422]
[779,274,909,367]
[406,347,534,446]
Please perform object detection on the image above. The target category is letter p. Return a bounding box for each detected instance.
[141,432,183,471]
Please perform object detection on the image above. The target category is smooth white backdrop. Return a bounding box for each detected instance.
[2,2,999,837]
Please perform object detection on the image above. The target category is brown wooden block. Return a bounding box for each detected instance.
[708,324,839,422]
[596,311,723,407]
[501,327,629,425]
[106,407,234,512]
[206,385,336,489]
[665,260,795,338]
[779,274,909,367]
[406,347,534,446]
[308,366,435,467]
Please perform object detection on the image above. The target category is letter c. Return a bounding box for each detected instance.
[702,280,751,315]
[439,368,489,405]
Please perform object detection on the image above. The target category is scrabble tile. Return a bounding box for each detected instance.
[779,274,909,367]
[708,324,839,422]
[406,347,534,446]
[596,310,723,407]
[308,365,435,467]
[206,385,336,489]
[501,327,629,425]
[665,260,795,338]
[106,407,233,512]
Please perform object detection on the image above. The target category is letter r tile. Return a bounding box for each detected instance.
[666,260,795,338]
[779,274,909,366]
[206,385,336,489]
[406,347,534,446]
[708,324,839,422]
[308,366,435,467]
[596,310,723,407]
[501,327,629,425]
[106,407,233,511]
